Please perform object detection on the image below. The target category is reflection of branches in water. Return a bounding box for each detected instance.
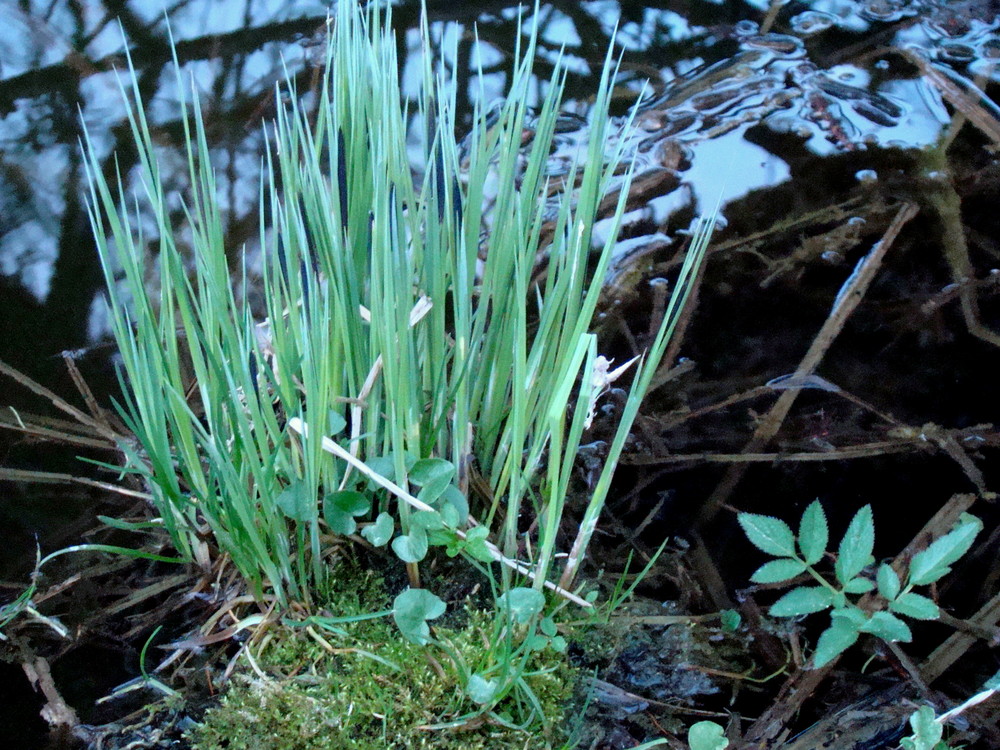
[0,16,325,112]
[0,2,332,370]
[0,0,733,371]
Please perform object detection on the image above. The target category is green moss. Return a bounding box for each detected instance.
[187,567,577,750]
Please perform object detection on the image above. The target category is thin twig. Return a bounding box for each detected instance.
[696,201,919,530]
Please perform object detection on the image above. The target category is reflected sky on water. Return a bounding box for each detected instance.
[0,0,995,362]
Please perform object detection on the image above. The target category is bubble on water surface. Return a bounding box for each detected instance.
[861,0,912,23]
[790,11,837,35]
[938,43,977,63]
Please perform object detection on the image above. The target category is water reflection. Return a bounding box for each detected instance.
[2,1,996,363]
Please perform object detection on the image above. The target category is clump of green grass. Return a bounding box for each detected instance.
[81,0,712,733]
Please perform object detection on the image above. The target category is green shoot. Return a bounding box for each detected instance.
[739,501,982,668]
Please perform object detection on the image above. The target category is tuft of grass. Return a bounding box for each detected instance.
[81,0,714,732]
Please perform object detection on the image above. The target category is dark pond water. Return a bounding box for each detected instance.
[2,0,1000,747]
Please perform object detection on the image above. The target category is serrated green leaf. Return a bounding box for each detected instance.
[361,512,394,546]
[391,526,428,563]
[688,721,729,750]
[275,480,316,522]
[877,564,901,601]
[843,577,875,594]
[812,619,860,668]
[498,587,545,625]
[890,592,940,620]
[798,500,828,565]
[830,606,868,628]
[836,505,874,586]
[751,558,807,584]
[392,588,446,645]
[323,490,370,535]
[769,586,835,617]
[908,518,982,586]
[738,513,797,558]
[860,611,912,642]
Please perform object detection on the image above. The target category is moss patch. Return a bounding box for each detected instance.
[187,566,576,750]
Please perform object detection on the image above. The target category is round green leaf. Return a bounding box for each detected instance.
[411,509,445,531]
[361,512,394,546]
[323,490,371,535]
[438,484,469,524]
[276,480,317,522]
[327,410,347,435]
[392,526,428,563]
[463,525,495,563]
[393,588,446,645]
[720,609,742,633]
[907,705,943,749]
[365,456,397,492]
[439,500,460,528]
[466,674,498,704]
[409,458,454,485]
[498,587,545,625]
[410,458,455,505]
[688,721,729,750]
